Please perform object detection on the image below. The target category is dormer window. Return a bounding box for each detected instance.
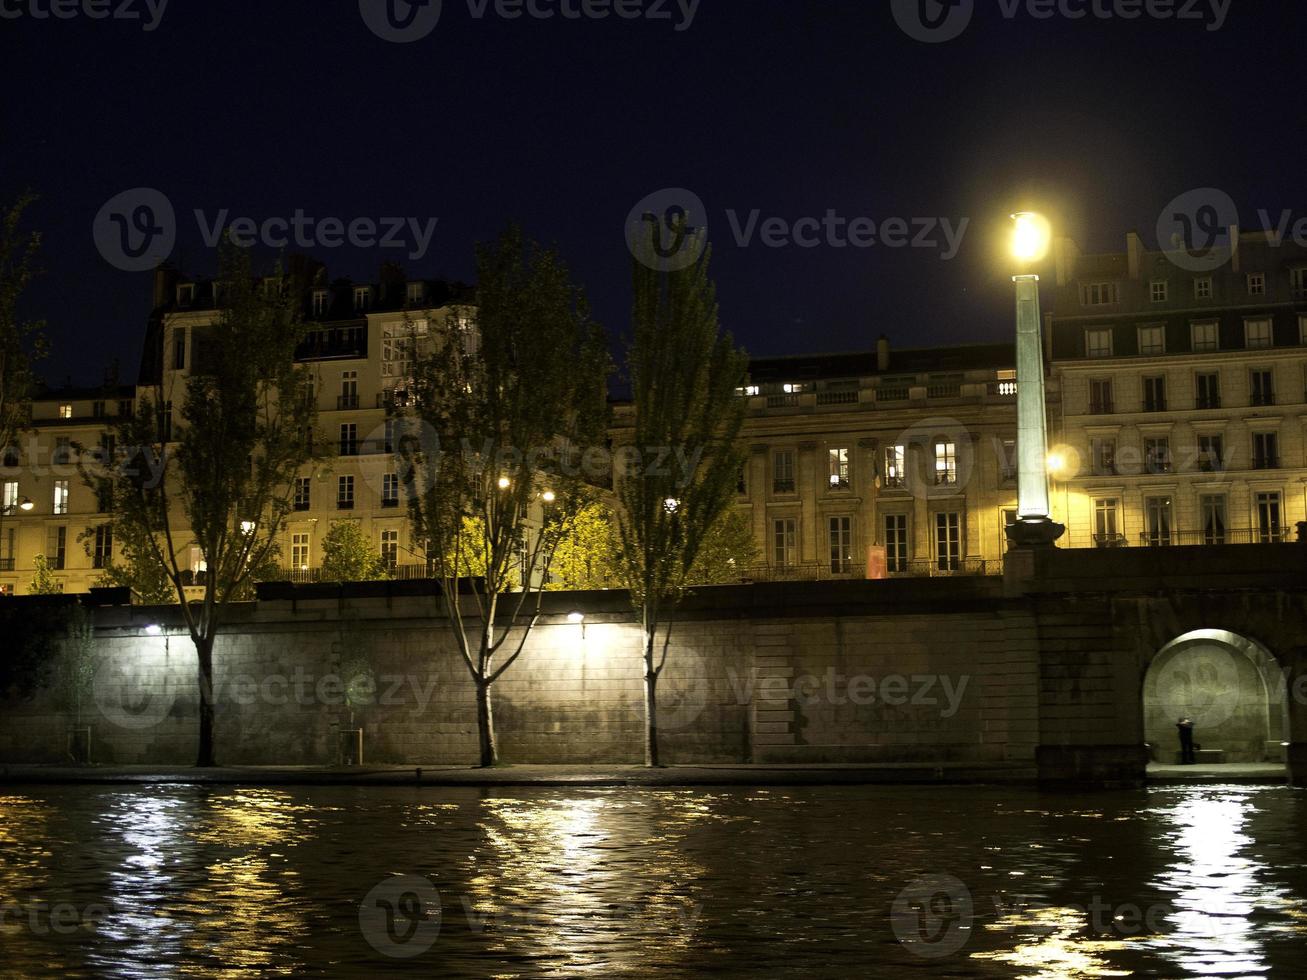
[1079,282,1119,307]
[406,281,426,307]
[354,286,372,312]
[212,282,225,305]
[59,404,73,420]
[176,283,195,307]
[312,289,328,316]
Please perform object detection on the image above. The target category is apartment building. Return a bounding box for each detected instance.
[724,339,1023,579]
[1048,230,1307,548]
[0,268,475,595]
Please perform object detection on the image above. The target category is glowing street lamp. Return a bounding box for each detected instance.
[497,476,511,490]
[541,490,556,504]
[1006,212,1065,549]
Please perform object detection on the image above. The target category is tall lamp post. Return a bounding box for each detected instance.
[1004,212,1065,549]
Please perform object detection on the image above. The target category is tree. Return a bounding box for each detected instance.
[401,227,609,767]
[53,605,98,760]
[686,507,758,585]
[29,554,62,594]
[546,499,622,591]
[80,520,174,604]
[319,520,391,582]
[92,241,322,766]
[0,192,45,462]
[612,221,749,766]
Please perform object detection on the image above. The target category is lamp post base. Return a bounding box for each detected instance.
[1005,518,1065,549]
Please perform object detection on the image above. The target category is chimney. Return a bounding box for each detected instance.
[876,335,890,372]
[152,264,178,311]
[1126,231,1144,279]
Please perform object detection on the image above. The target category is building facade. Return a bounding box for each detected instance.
[1047,230,1307,549]
[3,228,1305,595]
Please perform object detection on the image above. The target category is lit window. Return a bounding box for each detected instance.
[1244,318,1273,349]
[353,286,372,312]
[380,529,399,569]
[1194,277,1212,299]
[53,480,69,515]
[1247,273,1266,296]
[1085,328,1113,358]
[382,473,400,507]
[883,445,906,489]
[1149,280,1168,303]
[1137,325,1165,355]
[827,448,850,489]
[933,441,957,486]
[1190,320,1219,352]
[995,369,1016,396]
[291,532,310,570]
[58,404,72,420]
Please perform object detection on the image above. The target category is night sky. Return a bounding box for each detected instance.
[2,0,1300,386]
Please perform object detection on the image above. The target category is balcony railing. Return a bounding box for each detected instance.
[766,393,799,408]
[1136,528,1291,547]
[927,384,961,399]
[1089,400,1114,415]
[741,558,1000,582]
[816,390,858,406]
[772,479,796,494]
[0,558,13,572]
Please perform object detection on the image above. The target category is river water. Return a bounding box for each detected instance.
[0,783,1304,978]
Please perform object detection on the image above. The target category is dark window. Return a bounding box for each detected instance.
[1143,376,1167,412]
[1195,373,1220,410]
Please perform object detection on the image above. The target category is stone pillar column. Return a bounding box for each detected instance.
[798,441,818,565]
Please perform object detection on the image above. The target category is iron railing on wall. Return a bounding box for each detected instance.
[1136,528,1291,547]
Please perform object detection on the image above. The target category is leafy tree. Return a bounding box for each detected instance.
[612,220,749,766]
[92,241,323,766]
[319,520,391,582]
[53,604,98,732]
[547,499,622,591]
[686,508,758,584]
[401,227,609,767]
[29,554,62,595]
[0,192,45,462]
[79,520,174,604]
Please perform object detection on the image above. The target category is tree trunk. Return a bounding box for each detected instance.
[644,628,660,767]
[195,634,217,768]
[475,678,497,767]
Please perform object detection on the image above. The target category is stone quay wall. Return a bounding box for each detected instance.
[0,579,1040,768]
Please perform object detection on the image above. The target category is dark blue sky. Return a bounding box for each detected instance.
[2,0,1299,385]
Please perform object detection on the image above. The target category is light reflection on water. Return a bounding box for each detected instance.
[0,784,1304,978]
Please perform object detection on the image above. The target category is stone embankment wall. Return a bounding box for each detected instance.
[0,579,1040,767]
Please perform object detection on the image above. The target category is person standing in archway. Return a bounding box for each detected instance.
[1176,716,1196,764]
